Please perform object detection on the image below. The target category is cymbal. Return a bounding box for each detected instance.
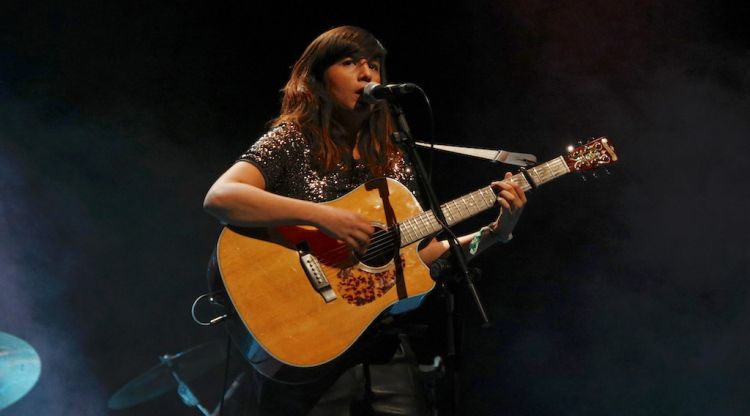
[0,332,42,411]
[108,340,226,410]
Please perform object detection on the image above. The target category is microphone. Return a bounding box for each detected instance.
[361,82,418,103]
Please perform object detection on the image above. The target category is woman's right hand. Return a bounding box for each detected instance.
[313,205,374,253]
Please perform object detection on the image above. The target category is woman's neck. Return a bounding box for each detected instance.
[332,106,368,145]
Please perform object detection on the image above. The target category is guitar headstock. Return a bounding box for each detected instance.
[564,137,618,173]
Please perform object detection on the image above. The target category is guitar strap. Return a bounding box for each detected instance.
[414,141,537,167]
[392,237,407,300]
[366,179,408,300]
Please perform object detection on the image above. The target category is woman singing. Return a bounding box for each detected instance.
[204,25,526,414]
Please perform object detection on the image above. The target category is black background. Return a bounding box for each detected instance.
[2,1,749,414]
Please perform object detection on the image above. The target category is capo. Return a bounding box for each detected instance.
[519,167,538,189]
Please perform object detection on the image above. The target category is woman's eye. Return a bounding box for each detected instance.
[369,64,380,71]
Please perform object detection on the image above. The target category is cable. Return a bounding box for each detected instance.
[217,335,232,416]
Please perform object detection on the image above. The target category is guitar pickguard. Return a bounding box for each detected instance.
[336,256,406,306]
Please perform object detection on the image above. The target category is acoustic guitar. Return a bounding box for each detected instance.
[208,138,618,383]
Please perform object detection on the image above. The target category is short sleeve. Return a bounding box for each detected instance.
[237,124,306,191]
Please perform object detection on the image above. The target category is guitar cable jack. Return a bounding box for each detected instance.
[191,292,228,326]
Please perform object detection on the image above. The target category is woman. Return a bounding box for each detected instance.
[204,26,526,414]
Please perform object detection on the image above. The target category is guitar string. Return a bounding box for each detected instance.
[314,235,397,268]
[312,221,431,265]
[329,154,595,262]
[315,201,493,267]
[317,244,397,278]
[314,209,436,259]
[303,226,392,260]
[308,179,551,263]
[315,210,440,261]
[309,186,499,261]
[312,214,431,263]
[308,161,581,274]
[328,177,545,260]
[313,226,400,263]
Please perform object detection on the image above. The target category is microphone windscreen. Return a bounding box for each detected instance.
[361,82,382,104]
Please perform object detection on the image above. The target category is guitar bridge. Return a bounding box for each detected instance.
[297,242,336,303]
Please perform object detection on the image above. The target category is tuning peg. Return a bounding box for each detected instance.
[591,172,599,179]
[579,173,587,181]
[603,168,611,175]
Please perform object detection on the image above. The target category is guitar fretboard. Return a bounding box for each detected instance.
[398,155,570,246]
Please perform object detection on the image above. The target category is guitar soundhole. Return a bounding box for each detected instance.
[356,224,397,269]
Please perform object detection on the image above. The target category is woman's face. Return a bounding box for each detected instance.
[324,56,382,111]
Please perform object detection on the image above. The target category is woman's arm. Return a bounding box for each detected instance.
[203,162,374,251]
[418,172,526,265]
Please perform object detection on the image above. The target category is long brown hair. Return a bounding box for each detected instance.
[272,26,398,175]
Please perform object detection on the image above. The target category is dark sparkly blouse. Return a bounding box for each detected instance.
[238,124,418,203]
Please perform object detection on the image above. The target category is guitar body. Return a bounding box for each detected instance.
[212,178,435,383]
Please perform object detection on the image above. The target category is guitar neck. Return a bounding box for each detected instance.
[398,155,571,246]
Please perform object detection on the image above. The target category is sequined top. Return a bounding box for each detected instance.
[238,124,418,203]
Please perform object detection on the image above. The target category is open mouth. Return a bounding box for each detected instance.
[354,89,367,106]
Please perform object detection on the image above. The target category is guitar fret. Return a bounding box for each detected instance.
[542,157,568,183]
[528,167,542,187]
[482,188,496,208]
[481,188,495,207]
[447,201,457,223]
[408,218,417,245]
[556,156,571,175]
[427,212,439,233]
[536,162,552,185]
[407,218,417,241]
[550,162,559,180]
[468,192,479,214]
[477,190,489,210]
[545,162,555,181]
[399,223,408,246]
[535,165,545,183]
[513,174,532,192]
[484,189,494,207]
[521,156,572,189]
[414,215,422,236]
[444,203,454,224]
[400,219,411,244]
[550,160,561,179]
[461,197,470,219]
[421,213,430,235]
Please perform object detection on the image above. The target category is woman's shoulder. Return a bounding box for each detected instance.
[257,122,307,147]
[241,123,308,157]
[236,124,306,165]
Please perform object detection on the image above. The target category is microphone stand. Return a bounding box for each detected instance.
[387,101,489,413]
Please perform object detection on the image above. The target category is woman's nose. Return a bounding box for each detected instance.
[357,61,373,81]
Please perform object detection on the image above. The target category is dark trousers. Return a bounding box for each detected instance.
[225,330,431,415]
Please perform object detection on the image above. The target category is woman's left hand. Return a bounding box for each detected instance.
[489,172,528,239]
